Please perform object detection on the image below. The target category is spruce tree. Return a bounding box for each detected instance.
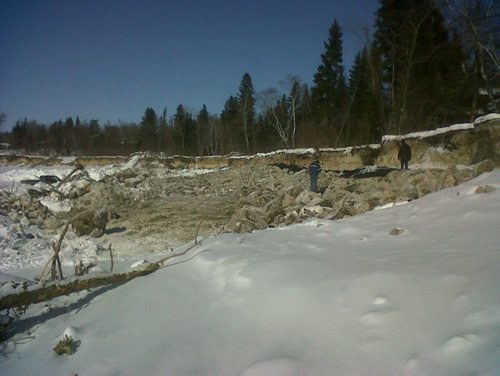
[139,108,158,151]
[238,73,256,154]
[196,104,210,155]
[173,105,196,155]
[312,19,347,131]
[0,112,6,130]
[220,95,242,153]
[63,117,75,154]
[347,48,380,144]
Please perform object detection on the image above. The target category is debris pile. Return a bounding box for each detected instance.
[0,153,496,270]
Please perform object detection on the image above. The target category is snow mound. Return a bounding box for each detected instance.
[240,358,321,376]
[474,113,500,124]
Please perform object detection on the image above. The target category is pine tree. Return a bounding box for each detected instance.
[312,19,347,131]
[238,73,256,154]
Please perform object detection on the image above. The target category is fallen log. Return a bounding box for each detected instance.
[0,263,160,312]
[0,241,198,312]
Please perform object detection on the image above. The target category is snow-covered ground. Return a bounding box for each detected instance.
[1,159,499,374]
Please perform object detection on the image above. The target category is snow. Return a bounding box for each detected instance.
[39,197,73,214]
[475,113,500,124]
[381,124,476,142]
[0,165,73,193]
[0,156,499,375]
[381,113,499,142]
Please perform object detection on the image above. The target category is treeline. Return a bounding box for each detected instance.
[1,0,498,156]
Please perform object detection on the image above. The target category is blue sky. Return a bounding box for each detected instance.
[0,0,379,129]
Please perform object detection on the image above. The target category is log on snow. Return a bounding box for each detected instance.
[0,263,159,312]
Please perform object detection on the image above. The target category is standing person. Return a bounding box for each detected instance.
[398,139,412,170]
[308,158,321,193]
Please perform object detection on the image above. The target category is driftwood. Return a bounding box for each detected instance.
[109,245,114,273]
[0,263,160,311]
[57,162,84,188]
[0,241,198,312]
[74,261,97,276]
[27,163,85,200]
[36,223,69,283]
[51,223,69,280]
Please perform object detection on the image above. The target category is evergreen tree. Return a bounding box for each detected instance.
[196,104,210,155]
[312,19,347,133]
[87,119,101,154]
[296,84,317,147]
[158,107,168,151]
[373,0,468,133]
[49,120,64,154]
[298,84,312,122]
[254,113,273,152]
[139,107,158,150]
[173,105,196,155]
[238,73,256,154]
[74,116,86,153]
[11,120,27,150]
[220,95,241,153]
[0,112,6,130]
[63,117,75,154]
[347,48,380,144]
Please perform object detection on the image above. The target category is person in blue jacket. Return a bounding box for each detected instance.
[308,159,321,193]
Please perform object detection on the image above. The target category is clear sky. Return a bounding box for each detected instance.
[0,0,379,129]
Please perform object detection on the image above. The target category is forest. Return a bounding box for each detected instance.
[0,0,498,156]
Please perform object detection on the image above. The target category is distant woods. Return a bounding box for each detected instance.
[1,0,498,156]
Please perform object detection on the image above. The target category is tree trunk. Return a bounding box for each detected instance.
[0,264,160,311]
[0,242,198,311]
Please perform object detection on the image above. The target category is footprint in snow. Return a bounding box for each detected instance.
[360,296,397,326]
[442,334,479,354]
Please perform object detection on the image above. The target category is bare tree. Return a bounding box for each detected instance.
[259,88,290,148]
[443,0,499,115]
[280,75,302,148]
[258,76,302,149]
[387,4,435,134]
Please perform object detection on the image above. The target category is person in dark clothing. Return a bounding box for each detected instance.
[308,159,321,192]
[398,139,412,170]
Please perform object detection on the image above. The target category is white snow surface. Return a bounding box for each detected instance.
[382,113,499,142]
[0,160,499,375]
[475,113,500,124]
